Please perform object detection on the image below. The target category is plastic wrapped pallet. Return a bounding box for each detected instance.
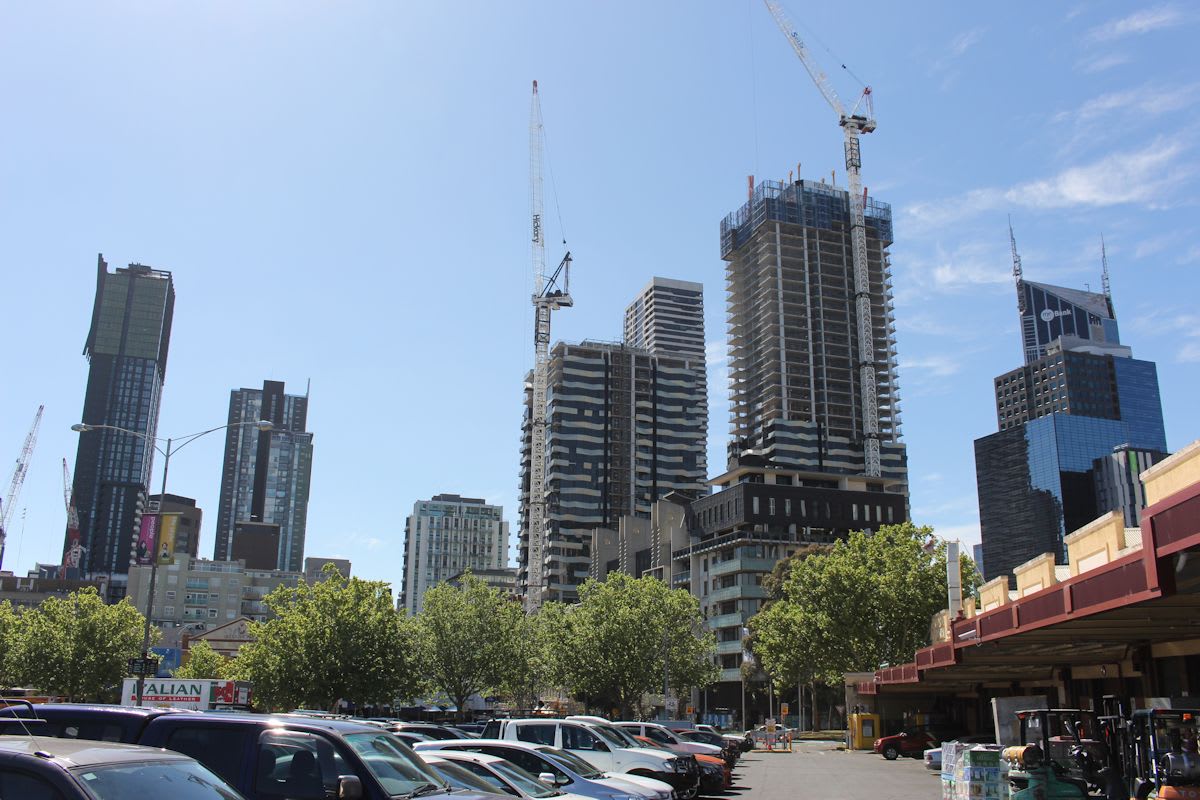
[954,746,1005,800]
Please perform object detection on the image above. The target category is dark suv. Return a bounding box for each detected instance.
[0,704,506,800]
[0,735,244,799]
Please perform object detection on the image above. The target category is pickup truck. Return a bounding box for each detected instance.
[0,704,506,800]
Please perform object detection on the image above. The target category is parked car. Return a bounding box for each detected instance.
[629,735,728,794]
[695,724,752,753]
[0,703,508,800]
[415,739,672,800]
[923,734,997,771]
[615,722,724,759]
[874,727,954,760]
[387,723,475,740]
[429,749,594,800]
[422,754,524,794]
[0,734,245,799]
[672,729,740,763]
[481,718,697,799]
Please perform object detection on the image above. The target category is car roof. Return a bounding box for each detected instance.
[429,750,506,766]
[156,711,387,735]
[414,739,544,753]
[0,703,189,718]
[0,735,190,769]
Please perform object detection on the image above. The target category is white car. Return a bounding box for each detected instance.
[426,750,592,800]
[414,739,671,800]
[481,718,698,799]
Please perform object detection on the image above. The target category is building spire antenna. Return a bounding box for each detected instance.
[1100,233,1111,300]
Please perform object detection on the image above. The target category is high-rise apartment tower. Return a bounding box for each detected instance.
[401,494,508,614]
[518,341,708,603]
[214,380,313,572]
[720,179,906,487]
[66,255,175,591]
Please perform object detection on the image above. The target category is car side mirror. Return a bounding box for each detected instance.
[539,772,556,784]
[337,775,364,799]
[594,740,609,752]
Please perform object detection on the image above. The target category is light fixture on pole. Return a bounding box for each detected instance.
[71,418,273,706]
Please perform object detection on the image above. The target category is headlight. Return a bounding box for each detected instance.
[670,757,688,772]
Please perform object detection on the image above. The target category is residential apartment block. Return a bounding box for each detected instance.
[66,256,175,596]
[214,380,314,572]
[402,495,508,615]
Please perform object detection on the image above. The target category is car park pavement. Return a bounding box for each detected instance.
[727,740,937,800]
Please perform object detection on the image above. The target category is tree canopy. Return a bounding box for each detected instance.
[541,572,718,717]
[231,566,419,711]
[6,588,146,701]
[749,522,981,685]
[173,640,228,680]
[415,574,524,716]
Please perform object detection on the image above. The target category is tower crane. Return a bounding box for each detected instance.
[0,405,44,570]
[763,1,882,477]
[526,80,572,612]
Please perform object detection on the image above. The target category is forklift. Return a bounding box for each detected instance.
[1003,708,1111,799]
[1109,704,1200,800]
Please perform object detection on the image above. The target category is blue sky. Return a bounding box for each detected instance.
[2,1,1197,589]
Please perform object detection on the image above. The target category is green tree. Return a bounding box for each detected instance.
[541,573,718,717]
[173,640,228,679]
[494,608,550,712]
[749,522,980,686]
[0,601,17,685]
[7,588,146,701]
[231,566,419,711]
[416,574,524,718]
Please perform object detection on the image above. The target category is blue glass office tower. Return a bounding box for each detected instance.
[66,256,175,591]
[975,270,1167,584]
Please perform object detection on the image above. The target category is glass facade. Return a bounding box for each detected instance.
[214,381,313,572]
[67,257,174,584]
[1019,280,1117,364]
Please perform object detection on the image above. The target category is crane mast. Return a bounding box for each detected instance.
[0,405,44,570]
[526,81,572,612]
[763,0,881,476]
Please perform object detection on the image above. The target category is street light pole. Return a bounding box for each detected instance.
[71,419,271,706]
[134,435,172,707]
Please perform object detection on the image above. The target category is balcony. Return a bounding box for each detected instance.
[720,668,744,682]
[706,584,767,604]
[709,556,776,577]
[716,640,744,655]
[705,612,746,631]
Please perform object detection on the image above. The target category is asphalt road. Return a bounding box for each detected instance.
[725,740,939,800]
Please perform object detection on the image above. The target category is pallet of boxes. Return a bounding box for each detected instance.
[941,741,1006,800]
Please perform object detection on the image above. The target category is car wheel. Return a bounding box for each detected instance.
[882,744,900,760]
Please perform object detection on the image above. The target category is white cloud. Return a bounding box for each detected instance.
[1086,5,1187,42]
[1075,52,1132,74]
[949,28,985,57]
[1053,83,1199,124]
[904,139,1193,231]
[898,240,1013,295]
[1008,140,1188,208]
[901,354,963,378]
[1179,244,1200,265]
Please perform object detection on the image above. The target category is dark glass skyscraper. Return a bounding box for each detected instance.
[213,380,313,572]
[975,266,1167,584]
[66,256,175,587]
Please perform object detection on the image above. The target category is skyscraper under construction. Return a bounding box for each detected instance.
[720,178,907,491]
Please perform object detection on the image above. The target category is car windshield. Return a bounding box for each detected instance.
[73,759,243,800]
[489,759,560,798]
[344,732,446,797]
[426,760,499,793]
[540,747,604,779]
[592,724,638,748]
